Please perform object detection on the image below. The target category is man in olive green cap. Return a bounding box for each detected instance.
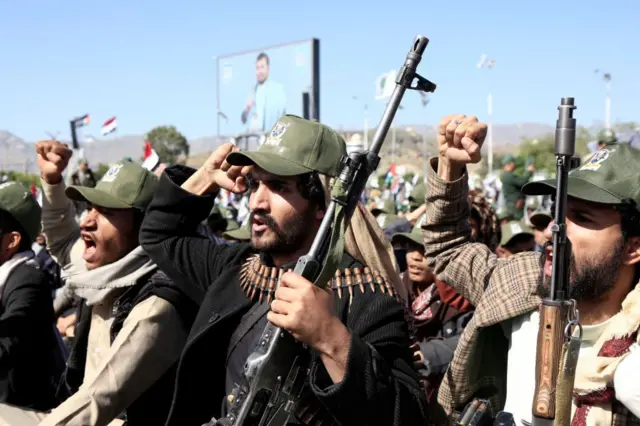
[0,141,195,426]
[384,182,427,240]
[0,181,64,411]
[495,219,535,258]
[500,154,535,220]
[423,113,640,424]
[140,114,427,425]
[581,128,618,164]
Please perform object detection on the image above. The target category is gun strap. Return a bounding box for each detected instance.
[554,336,581,426]
[312,180,349,289]
[225,302,270,366]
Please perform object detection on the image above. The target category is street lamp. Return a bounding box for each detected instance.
[217,111,228,138]
[477,54,496,173]
[594,69,612,129]
[352,96,369,150]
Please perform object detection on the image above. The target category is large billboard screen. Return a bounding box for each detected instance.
[216,39,320,136]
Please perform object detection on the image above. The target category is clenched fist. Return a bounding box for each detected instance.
[437,114,487,166]
[181,142,253,196]
[35,140,73,185]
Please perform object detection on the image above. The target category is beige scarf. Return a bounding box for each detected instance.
[571,282,640,425]
[317,174,408,306]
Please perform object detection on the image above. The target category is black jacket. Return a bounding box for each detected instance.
[59,270,197,426]
[0,260,62,411]
[140,166,429,426]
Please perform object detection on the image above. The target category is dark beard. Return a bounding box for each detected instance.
[537,237,625,302]
[249,208,314,255]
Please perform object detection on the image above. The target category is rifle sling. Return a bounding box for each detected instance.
[225,301,271,367]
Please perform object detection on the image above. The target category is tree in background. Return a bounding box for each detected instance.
[146,125,189,164]
[518,126,593,173]
[1,171,42,188]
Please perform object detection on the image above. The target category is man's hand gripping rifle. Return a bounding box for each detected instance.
[531,98,583,426]
[215,36,436,426]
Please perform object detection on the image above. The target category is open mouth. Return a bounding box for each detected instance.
[252,216,269,233]
[81,232,97,260]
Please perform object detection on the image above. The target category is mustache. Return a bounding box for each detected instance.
[249,211,279,230]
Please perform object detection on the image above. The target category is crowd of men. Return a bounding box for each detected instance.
[0,112,637,426]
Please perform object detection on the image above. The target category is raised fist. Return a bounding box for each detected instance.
[437,115,487,166]
[35,140,73,185]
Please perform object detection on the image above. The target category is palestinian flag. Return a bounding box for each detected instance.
[73,114,91,128]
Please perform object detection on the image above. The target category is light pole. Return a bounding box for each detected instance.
[217,111,228,138]
[477,54,495,173]
[594,69,612,129]
[352,96,369,150]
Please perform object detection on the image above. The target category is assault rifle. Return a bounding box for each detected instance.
[456,99,583,426]
[215,37,437,426]
[531,98,583,426]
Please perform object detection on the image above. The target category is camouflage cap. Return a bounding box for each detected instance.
[500,220,534,247]
[226,115,347,177]
[0,181,42,243]
[523,143,640,212]
[66,162,158,211]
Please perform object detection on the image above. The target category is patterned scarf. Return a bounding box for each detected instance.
[571,283,640,426]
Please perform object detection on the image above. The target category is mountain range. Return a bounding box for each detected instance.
[0,122,556,174]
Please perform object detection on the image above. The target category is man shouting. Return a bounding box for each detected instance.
[140,115,427,426]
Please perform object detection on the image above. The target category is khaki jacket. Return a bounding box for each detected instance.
[422,159,541,419]
[38,180,187,426]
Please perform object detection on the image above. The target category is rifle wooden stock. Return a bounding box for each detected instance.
[532,301,571,419]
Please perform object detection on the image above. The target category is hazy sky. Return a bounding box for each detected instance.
[1,0,637,141]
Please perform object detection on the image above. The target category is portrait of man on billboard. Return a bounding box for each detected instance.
[241,52,287,132]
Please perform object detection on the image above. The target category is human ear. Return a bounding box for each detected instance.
[623,236,640,266]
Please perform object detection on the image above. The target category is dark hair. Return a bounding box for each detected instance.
[468,190,499,251]
[297,172,325,211]
[256,52,269,65]
[616,204,640,284]
[0,209,32,251]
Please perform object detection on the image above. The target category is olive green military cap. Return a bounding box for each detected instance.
[391,216,426,247]
[0,181,42,243]
[226,115,347,177]
[372,199,397,216]
[500,220,534,247]
[529,209,553,229]
[523,143,640,212]
[66,162,158,211]
[596,128,617,144]
[223,223,251,242]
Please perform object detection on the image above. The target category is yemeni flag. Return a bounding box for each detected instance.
[141,141,160,171]
[101,117,117,136]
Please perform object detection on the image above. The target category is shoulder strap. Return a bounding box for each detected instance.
[225,302,270,365]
